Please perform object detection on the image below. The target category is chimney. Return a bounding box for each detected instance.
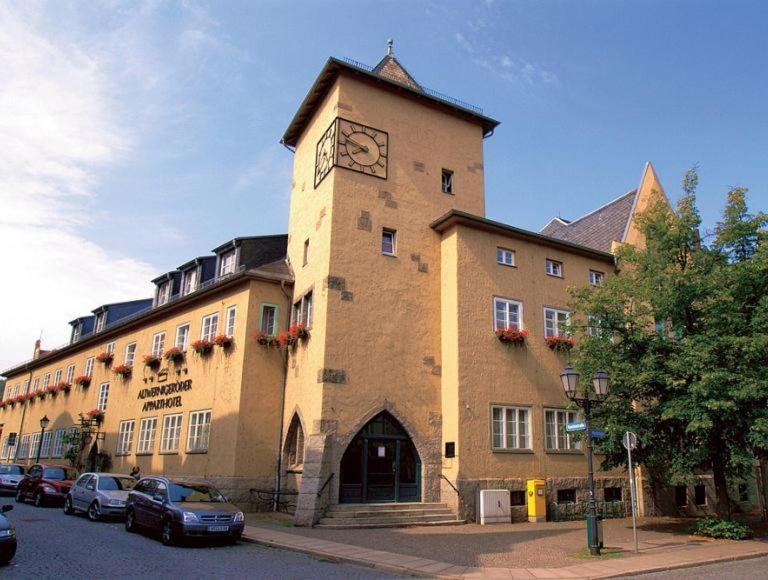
[33,339,42,360]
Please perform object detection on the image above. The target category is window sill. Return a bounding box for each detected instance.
[491,448,534,454]
[286,466,304,474]
[497,263,517,268]
[382,253,397,258]
[545,449,583,455]
[546,273,564,279]
[186,449,209,454]
[159,451,179,456]
[135,452,153,456]
[115,452,131,457]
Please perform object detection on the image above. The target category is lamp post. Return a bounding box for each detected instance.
[560,365,610,556]
[36,415,50,463]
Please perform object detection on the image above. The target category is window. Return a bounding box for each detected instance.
[545,259,563,277]
[137,417,157,454]
[201,313,219,341]
[510,490,526,507]
[40,431,52,458]
[545,409,581,451]
[260,305,278,335]
[175,323,190,351]
[219,250,236,276]
[95,313,105,333]
[52,429,65,458]
[589,270,604,286]
[72,325,81,343]
[161,414,183,453]
[84,357,95,377]
[53,370,62,385]
[187,410,212,452]
[381,228,396,256]
[694,484,706,506]
[151,332,166,357]
[675,485,687,507]
[65,365,75,383]
[302,292,313,328]
[0,437,9,460]
[30,432,41,460]
[225,306,237,337]
[43,373,51,389]
[494,297,523,331]
[497,247,515,267]
[97,382,109,412]
[491,406,530,450]
[106,341,116,354]
[18,435,30,460]
[303,239,309,266]
[604,487,622,502]
[156,282,170,306]
[557,489,576,504]
[22,379,29,394]
[544,307,571,338]
[738,483,749,502]
[32,377,40,391]
[124,343,137,366]
[182,269,197,295]
[117,420,135,455]
[441,168,453,194]
[284,415,305,468]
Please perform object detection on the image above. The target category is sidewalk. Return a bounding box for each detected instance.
[242,516,768,579]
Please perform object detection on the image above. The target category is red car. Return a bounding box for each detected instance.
[16,464,78,507]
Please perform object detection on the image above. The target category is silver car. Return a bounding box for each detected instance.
[64,473,136,521]
[0,465,26,493]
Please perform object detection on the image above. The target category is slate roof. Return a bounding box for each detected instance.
[372,54,422,91]
[540,190,638,253]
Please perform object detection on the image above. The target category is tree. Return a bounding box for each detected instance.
[570,169,768,518]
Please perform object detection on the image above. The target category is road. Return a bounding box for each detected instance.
[0,498,394,579]
[630,555,768,579]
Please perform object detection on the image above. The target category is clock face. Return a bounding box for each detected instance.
[337,119,388,179]
[314,120,336,188]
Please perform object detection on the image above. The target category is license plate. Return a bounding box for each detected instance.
[207,525,229,532]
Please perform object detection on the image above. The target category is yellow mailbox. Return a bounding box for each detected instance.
[527,479,547,523]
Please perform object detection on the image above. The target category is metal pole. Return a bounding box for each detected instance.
[584,398,600,556]
[35,427,45,463]
[628,442,638,553]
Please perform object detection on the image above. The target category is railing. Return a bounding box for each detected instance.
[317,472,335,498]
[340,57,484,115]
[549,500,628,522]
[250,488,298,514]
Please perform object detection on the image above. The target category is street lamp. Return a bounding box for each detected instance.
[36,415,50,463]
[560,365,610,556]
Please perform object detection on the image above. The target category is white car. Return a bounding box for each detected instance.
[64,473,136,521]
[0,466,26,493]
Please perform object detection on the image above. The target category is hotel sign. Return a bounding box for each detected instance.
[138,379,193,412]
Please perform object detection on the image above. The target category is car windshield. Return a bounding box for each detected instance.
[169,483,225,503]
[43,467,77,480]
[98,476,136,491]
[0,465,23,475]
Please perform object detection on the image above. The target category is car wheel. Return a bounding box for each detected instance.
[125,508,137,533]
[34,492,44,508]
[87,501,101,521]
[161,519,177,546]
[15,489,24,503]
[64,496,75,515]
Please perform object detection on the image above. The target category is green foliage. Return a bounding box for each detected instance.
[689,517,753,540]
[62,431,83,467]
[569,168,768,517]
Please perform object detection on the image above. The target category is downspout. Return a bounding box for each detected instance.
[14,369,33,464]
[273,278,294,510]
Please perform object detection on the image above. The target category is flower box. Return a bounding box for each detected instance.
[213,334,233,349]
[291,324,310,341]
[164,347,185,363]
[95,351,114,364]
[143,354,161,369]
[278,331,297,348]
[545,336,575,351]
[56,382,72,393]
[37,390,47,399]
[73,375,91,388]
[255,333,280,348]
[495,327,530,345]
[113,364,133,378]
[86,408,105,424]
[191,339,213,355]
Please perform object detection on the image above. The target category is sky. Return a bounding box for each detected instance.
[1,0,767,370]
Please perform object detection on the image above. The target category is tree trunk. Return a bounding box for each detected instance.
[710,438,731,519]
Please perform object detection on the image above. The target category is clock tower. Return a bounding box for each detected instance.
[279,45,498,524]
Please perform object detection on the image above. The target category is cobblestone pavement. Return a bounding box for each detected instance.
[1,498,393,579]
[628,554,768,579]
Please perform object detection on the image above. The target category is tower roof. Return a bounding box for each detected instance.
[371,41,423,91]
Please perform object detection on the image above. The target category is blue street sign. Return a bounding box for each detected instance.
[565,421,587,432]
[589,429,607,439]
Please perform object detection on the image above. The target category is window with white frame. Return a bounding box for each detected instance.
[497,247,515,267]
[52,429,66,458]
[53,370,62,385]
[545,259,563,277]
[40,431,52,458]
[544,307,571,338]
[32,377,40,391]
[381,228,396,256]
[175,323,190,351]
[545,409,582,451]
[137,417,157,454]
[43,373,51,389]
[302,292,313,328]
[441,168,454,194]
[124,342,137,366]
[187,410,212,452]
[72,325,81,343]
[156,281,171,305]
[30,432,41,459]
[219,250,236,276]
[95,313,105,333]
[260,305,277,335]
[494,297,523,331]
[201,313,218,341]
[151,332,166,357]
[117,420,135,455]
[225,306,236,337]
[18,435,30,460]
[65,365,75,383]
[22,379,29,394]
[160,414,183,453]
[106,341,116,354]
[1,437,9,459]
[491,406,530,450]
[182,269,197,295]
[84,357,95,377]
[589,270,604,286]
[97,382,109,412]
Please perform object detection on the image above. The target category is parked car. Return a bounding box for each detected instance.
[64,473,136,521]
[16,464,78,507]
[0,505,16,565]
[0,465,26,493]
[125,477,244,546]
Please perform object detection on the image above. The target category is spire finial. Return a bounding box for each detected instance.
[387,38,393,56]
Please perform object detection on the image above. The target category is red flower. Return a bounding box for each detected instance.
[95,351,114,364]
[213,334,233,348]
[113,364,133,377]
[73,375,91,387]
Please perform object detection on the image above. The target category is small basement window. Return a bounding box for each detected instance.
[441,169,453,194]
[604,487,622,502]
[557,489,576,504]
[510,490,526,507]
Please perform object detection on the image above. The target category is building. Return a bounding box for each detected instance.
[4,46,750,523]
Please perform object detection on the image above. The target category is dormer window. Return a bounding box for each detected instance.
[220,250,236,276]
[156,282,171,306]
[94,313,105,333]
[72,325,81,343]
[182,269,197,295]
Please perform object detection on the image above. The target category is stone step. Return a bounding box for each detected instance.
[321,512,458,524]
[324,507,455,519]
[327,502,449,512]
[315,518,465,530]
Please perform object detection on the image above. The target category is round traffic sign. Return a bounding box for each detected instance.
[623,431,638,450]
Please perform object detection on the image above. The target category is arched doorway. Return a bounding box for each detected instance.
[339,412,421,503]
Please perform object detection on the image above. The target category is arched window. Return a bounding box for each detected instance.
[284,414,305,469]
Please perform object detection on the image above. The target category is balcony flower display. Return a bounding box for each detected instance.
[495,327,530,345]
[254,333,280,348]
[213,334,233,349]
[73,375,91,388]
[56,382,72,393]
[164,347,185,363]
[191,339,213,355]
[291,324,310,341]
[113,364,133,378]
[277,331,297,348]
[37,389,47,399]
[545,335,576,351]
[95,351,114,364]
[143,354,161,369]
[86,408,105,424]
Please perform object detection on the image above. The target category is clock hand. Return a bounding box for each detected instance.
[345,136,369,153]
